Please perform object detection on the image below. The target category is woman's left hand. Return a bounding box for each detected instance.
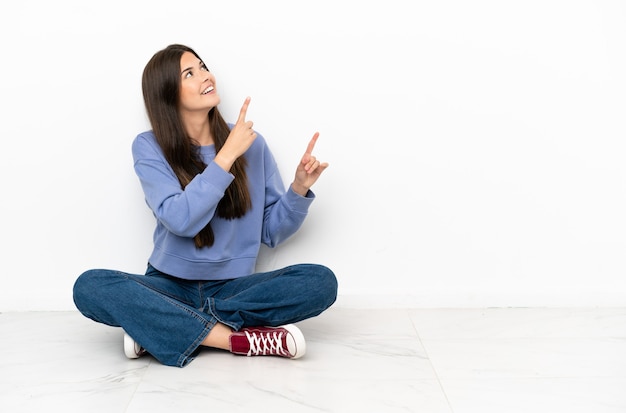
[291,132,329,196]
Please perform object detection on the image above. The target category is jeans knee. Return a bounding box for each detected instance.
[73,269,97,312]
[311,264,338,306]
[73,269,117,313]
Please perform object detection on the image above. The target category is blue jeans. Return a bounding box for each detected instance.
[73,263,337,367]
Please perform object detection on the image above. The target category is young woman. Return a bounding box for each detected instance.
[73,44,338,368]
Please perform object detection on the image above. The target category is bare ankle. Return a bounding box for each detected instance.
[201,322,233,350]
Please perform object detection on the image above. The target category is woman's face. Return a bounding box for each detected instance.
[178,51,219,114]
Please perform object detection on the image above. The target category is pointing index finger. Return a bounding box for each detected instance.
[305,132,320,155]
[237,96,251,123]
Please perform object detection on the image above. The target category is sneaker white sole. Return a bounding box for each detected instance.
[123,332,143,359]
[282,324,306,359]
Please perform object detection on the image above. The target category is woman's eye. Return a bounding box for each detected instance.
[185,71,192,78]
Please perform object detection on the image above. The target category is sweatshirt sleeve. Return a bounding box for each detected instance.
[132,133,234,237]
[260,144,315,247]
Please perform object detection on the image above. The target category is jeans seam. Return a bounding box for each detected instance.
[207,297,240,331]
[177,320,215,367]
[131,273,216,366]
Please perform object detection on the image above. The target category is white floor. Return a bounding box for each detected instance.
[1,306,625,413]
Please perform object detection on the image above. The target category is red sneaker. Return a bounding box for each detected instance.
[229,324,306,359]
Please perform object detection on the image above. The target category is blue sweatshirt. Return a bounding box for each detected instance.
[131,129,315,280]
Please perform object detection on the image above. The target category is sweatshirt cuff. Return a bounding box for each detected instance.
[285,186,315,212]
[199,161,235,192]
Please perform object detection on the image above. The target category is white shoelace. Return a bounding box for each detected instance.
[245,330,288,356]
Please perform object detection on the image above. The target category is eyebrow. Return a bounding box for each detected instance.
[181,61,205,76]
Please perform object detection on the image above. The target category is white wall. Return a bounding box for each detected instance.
[1,0,625,311]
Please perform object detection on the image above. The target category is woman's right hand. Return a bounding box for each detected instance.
[214,96,257,172]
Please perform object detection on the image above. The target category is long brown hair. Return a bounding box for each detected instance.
[142,44,251,248]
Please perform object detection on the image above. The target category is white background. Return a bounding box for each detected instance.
[1,0,625,310]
